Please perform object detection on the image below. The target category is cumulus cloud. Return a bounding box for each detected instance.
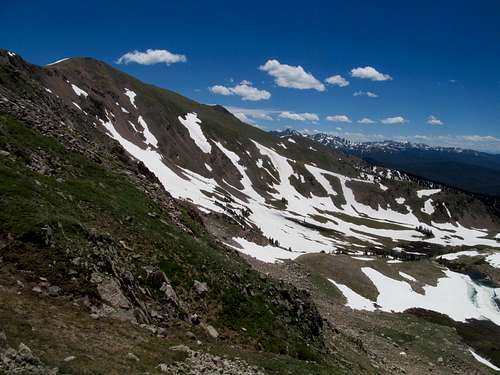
[326,115,352,123]
[240,80,252,85]
[224,106,275,122]
[209,85,232,96]
[353,91,378,98]
[209,82,271,101]
[351,66,392,81]
[381,116,407,124]
[259,59,325,91]
[116,49,187,65]
[279,111,319,121]
[358,117,376,124]
[325,75,349,87]
[427,115,444,125]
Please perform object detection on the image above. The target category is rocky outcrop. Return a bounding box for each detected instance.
[158,345,265,375]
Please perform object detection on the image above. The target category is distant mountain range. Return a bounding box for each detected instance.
[277,130,500,197]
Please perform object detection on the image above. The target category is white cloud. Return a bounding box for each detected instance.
[209,83,271,101]
[462,135,498,142]
[351,66,392,81]
[224,106,275,122]
[259,59,325,91]
[325,75,349,87]
[240,80,252,85]
[279,111,319,121]
[116,49,187,65]
[358,117,376,124]
[427,115,444,125]
[209,85,232,96]
[251,112,274,121]
[353,91,378,98]
[381,116,407,124]
[326,115,352,123]
[233,112,251,123]
[230,84,271,101]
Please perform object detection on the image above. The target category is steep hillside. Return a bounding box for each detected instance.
[302,132,500,197]
[2,51,498,263]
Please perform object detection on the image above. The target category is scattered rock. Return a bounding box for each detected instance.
[189,313,201,325]
[160,282,179,306]
[193,280,208,296]
[148,270,170,289]
[205,324,219,339]
[158,363,169,373]
[63,356,76,362]
[18,343,35,363]
[157,347,264,375]
[126,352,140,362]
[48,286,62,297]
[97,278,130,309]
[32,285,43,293]
[170,344,191,352]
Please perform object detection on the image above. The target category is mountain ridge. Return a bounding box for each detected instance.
[274,129,500,197]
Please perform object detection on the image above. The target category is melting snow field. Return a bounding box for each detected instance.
[487,253,500,268]
[438,250,500,269]
[330,267,500,326]
[95,93,500,263]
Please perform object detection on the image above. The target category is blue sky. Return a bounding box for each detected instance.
[2,0,500,152]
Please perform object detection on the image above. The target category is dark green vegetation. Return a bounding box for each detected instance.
[350,147,500,197]
[0,114,339,373]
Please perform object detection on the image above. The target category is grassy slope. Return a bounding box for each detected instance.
[0,114,349,374]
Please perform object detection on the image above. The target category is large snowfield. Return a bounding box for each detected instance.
[93,96,500,263]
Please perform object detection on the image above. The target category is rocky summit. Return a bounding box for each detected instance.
[0,49,499,374]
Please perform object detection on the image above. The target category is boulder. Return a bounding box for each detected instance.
[193,280,208,296]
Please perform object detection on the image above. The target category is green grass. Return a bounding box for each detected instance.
[0,113,327,364]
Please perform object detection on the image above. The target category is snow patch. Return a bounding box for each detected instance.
[124,88,137,108]
[486,253,500,268]
[399,272,416,282]
[231,238,300,263]
[438,250,481,261]
[178,113,211,154]
[469,349,500,371]
[362,267,500,325]
[71,83,88,98]
[421,199,435,215]
[328,278,376,311]
[46,58,69,66]
[417,189,441,198]
[138,116,158,148]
